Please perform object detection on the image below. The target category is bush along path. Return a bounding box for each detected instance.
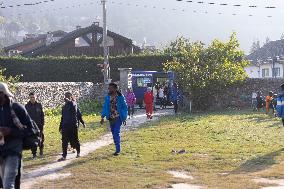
[21,109,173,189]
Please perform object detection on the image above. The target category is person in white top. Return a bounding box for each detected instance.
[158,86,164,109]
[158,87,164,98]
[153,85,158,111]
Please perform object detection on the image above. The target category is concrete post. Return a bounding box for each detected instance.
[118,68,132,94]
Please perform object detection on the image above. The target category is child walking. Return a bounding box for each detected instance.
[144,87,154,119]
[125,88,136,119]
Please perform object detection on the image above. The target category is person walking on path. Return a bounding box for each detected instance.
[153,84,158,111]
[171,83,180,114]
[276,84,284,126]
[101,83,128,156]
[163,84,169,109]
[25,92,45,159]
[158,86,165,109]
[144,87,154,119]
[125,88,136,119]
[0,82,33,189]
[69,97,86,154]
[58,92,82,161]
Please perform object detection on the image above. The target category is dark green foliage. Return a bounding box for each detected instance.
[0,55,171,82]
[164,33,249,110]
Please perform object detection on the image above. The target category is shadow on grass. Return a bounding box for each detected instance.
[231,148,284,174]
[85,121,102,129]
[63,154,113,170]
[266,122,283,128]
[23,152,61,169]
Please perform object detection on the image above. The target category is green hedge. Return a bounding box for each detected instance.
[0,54,171,82]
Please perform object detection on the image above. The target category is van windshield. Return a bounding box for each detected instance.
[137,77,152,87]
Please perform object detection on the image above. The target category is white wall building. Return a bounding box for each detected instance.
[245,61,284,78]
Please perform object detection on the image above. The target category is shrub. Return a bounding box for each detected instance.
[0,54,171,82]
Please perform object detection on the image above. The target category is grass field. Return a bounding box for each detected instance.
[36,111,284,189]
[23,114,107,170]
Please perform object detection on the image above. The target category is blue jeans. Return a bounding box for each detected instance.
[0,156,21,189]
[110,118,122,153]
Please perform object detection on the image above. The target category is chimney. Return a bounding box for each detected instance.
[76,25,81,30]
[93,22,100,26]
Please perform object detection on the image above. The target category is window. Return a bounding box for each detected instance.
[272,67,280,77]
[156,77,169,85]
[137,77,152,87]
[262,68,269,78]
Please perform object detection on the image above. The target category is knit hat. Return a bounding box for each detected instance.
[0,82,14,98]
[147,87,152,92]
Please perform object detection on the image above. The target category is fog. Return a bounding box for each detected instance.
[2,0,284,53]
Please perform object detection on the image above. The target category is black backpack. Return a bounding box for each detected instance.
[22,120,41,150]
[12,103,41,151]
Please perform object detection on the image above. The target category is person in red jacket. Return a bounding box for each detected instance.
[144,87,154,119]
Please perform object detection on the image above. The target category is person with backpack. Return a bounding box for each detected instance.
[144,87,154,119]
[58,92,82,161]
[25,92,45,159]
[125,88,136,119]
[0,82,35,189]
[101,83,128,156]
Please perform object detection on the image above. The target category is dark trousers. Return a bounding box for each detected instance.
[282,118,284,126]
[31,131,44,156]
[61,127,80,158]
[174,100,178,114]
[110,119,122,153]
[128,106,134,117]
[0,156,21,189]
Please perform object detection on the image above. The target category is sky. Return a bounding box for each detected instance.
[2,0,284,53]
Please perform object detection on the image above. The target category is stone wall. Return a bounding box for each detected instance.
[14,82,104,109]
[213,78,284,109]
[12,79,284,110]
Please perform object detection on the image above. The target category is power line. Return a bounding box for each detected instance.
[108,1,274,18]
[2,1,101,18]
[3,0,275,19]
[0,0,279,10]
[175,0,277,9]
[0,0,56,9]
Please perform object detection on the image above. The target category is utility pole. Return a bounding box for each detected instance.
[101,0,110,88]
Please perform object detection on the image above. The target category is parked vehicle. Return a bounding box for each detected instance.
[131,71,175,108]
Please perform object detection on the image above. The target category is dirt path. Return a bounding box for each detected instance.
[21,109,172,189]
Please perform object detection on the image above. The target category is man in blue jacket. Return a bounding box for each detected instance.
[276,84,284,126]
[101,83,128,156]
